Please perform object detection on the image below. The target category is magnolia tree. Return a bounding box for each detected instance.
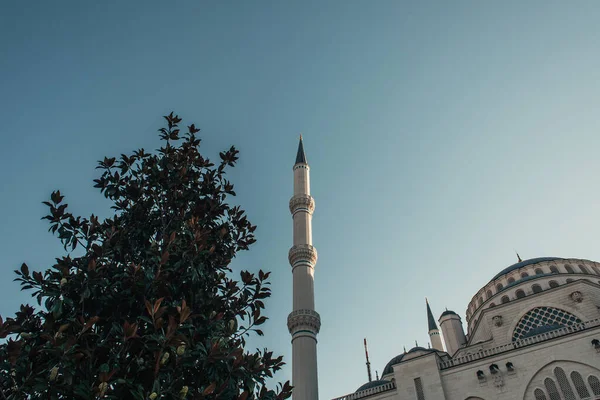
[0,113,292,400]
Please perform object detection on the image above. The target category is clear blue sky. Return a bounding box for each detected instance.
[2,1,600,398]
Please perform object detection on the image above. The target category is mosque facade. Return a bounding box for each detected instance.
[288,138,600,400]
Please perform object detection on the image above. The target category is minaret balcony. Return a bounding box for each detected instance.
[288,244,318,268]
[287,309,321,335]
[289,194,315,215]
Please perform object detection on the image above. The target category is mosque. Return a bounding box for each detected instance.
[286,137,600,400]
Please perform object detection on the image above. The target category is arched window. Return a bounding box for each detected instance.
[554,367,576,400]
[588,375,600,396]
[515,289,526,299]
[512,306,582,341]
[507,277,515,284]
[579,264,589,274]
[570,371,590,399]
[566,278,574,283]
[489,302,496,308]
[521,272,529,278]
[486,289,493,299]
[478,297,483,306]
[544,377,561,400]
[565,264,574,273]
[501,295,510,304]
[535,268,544,275]
[534,388,548,400]
[532,284,542,294]
[550,266,559,274]
[496,283,504,291]
[549,280,559,288]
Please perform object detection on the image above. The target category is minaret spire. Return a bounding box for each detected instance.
[426,298,445,352]
[288,136,320,400]
[364,338,373,382]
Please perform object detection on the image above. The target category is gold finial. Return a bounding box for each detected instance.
[299,133,303,140]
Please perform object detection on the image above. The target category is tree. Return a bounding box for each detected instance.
[0,113,292,400]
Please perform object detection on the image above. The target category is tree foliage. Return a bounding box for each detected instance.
[0,113,292,400]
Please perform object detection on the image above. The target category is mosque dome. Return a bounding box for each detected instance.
[355,380,390,393]
[490,257,563,281]
[382,347,438,376]
[440,310,458,317]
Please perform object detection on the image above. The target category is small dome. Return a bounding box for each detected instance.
[355,380,389,393]
[382,347,437,376]
[440,310,458,317]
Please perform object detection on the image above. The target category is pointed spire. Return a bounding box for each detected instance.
[375,370,379,380]
[426,298,438,331]
[295,134,308,165]
[516,251,523,263]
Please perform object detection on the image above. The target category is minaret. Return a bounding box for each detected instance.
[426,299,444,351]
[287,136,321,400]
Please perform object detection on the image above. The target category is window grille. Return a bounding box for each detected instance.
[414,377,425,400]
[579,265,590,274]
[501,296,510,304]
[516,290,526,299]
[550,266,559,273]
[554,367,576,400]
[588,375,600,396]
[570,371,590,399]
[478,297,483,306]
[512,307,581,341]
[544,378,561,400]
[532,284,542,294]
[535,268,544,275]
[486,290,492,299]
[508,277,515,283]
[534,388,548,400]
[496,283,504,291]
[522,272,529,278]
[549,281,559,288]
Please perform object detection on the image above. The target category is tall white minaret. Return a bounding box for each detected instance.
[287,136,321,400]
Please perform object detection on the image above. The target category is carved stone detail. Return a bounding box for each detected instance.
[288,244,318,268]
[493,315,503,327]
[287,309,321,335]
[571,291,584,303]
[289,194,315,215]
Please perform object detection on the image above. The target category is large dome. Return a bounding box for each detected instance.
[490,257,563,281]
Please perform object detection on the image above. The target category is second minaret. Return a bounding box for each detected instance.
[287,136,321,400]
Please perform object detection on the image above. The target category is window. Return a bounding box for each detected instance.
[512,306,582,341]
[535,268,544,275]
[501,295,510,304]
[508,277,515,284]
[532,284,542,294]
[589,375,600,396]
[478,297,483,306]
[579,264,590,274]
[549,280,559,288]
[565,264,575,273]
[516,289,526,299]
[545,378,561,400]
[550,266,559,274]
[414,377,425,400]
[489,302,496,308]
[486,289,493,299]
[554,367,576,400]
[592,265,600,275]
[570,371,590,399]
[496,283,504,291]
[521,272,529,278]
[534,388,548,400]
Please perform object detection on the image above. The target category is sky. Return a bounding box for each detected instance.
[2,1,600,398]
